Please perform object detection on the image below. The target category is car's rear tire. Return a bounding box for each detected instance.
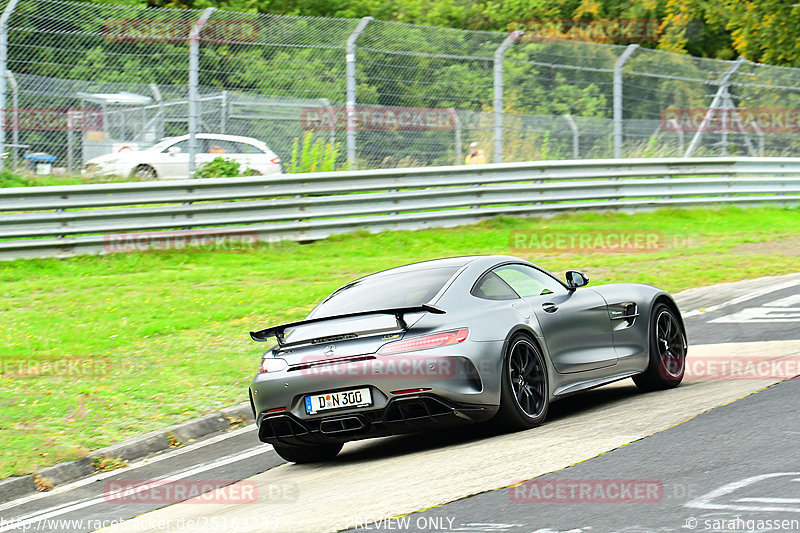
[132,165,157,180]
[492,334,549,431]
[272,442,343,464]
[633,303,687,391]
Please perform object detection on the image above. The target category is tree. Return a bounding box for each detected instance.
[722,0,800,67]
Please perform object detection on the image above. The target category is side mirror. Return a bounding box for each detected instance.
[167,146,182,155]
[566,270,589,290]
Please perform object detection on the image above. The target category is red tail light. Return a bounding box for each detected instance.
[378,328,468,355]
[270,157,281,164]
[391,388,431,395]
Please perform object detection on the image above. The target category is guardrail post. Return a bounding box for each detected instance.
[345,17,372,168]
[188,7,216,177]
[684,57,746,158]
[613,44,639,159]
[0,0,21,171]
[493,31,522,164]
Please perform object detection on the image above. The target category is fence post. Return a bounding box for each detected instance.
[319,98,336,145]
[6,70,18,169]
[188,7,216,177]
[220,90,227,134]
[149,83,164,140]
[451,109,462,165]
[563,114,579,159]
[684,57,746,158]
[0,0,21,171]
[613,44,639,159]
[493,31,522,164]
[345,17,372,168]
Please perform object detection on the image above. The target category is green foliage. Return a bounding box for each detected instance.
[0,169,33,188]
[285,132,350,173]
[723,0,800,66]
[195,157,243,179]
[2,206,800,477]
[91,455,128,472]
[0,168,135,188]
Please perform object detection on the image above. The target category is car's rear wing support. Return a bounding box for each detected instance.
[249,304,446,346]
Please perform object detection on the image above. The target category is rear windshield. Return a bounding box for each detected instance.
[311,266,461,318]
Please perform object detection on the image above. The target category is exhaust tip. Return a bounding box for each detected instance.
[319,416,367,435]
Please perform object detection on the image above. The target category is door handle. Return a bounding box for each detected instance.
[542,302,558,313]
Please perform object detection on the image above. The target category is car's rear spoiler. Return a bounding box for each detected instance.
[249,304,445,345]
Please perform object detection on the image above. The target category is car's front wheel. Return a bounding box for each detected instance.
[132,164,157,180]
[493,334,549,431]
[272,442,343,464]
[633,303,687,391]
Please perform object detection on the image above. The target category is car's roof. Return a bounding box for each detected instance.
[314,255,536,316]
[154,133,267,145]
[362,255,522,278]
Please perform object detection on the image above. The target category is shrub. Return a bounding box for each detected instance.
[195,157,242,179]
[285,132,350,173]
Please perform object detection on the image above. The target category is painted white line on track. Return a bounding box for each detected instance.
[0,445,268,533]
[736,498,800,504]
[99,341,800,533]
[0,425,260,514]
[685,472,800,514]
[682,277,800,318]
[710,307,800,323]
[772,294,800,307]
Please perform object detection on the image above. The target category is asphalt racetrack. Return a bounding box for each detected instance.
[2,274,799,533]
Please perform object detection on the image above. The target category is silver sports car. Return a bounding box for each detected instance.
[248,255,688,463]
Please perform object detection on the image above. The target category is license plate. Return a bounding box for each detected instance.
[304,387,372,415]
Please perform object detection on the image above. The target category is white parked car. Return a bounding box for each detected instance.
[83,133,282,179]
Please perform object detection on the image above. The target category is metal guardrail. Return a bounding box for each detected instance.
[2,157,800,260]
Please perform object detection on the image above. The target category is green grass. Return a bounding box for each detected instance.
[0,169,145,188]
[1,205,800,478]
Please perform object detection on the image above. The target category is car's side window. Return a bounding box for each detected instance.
[203,139,239,154]
[471,271,519,300]
[164,140,189,153]
[493,264,567,298]
[241,142,265,154]
[225,141,251,154]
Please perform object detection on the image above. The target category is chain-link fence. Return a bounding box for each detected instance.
[1,0,800,177]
